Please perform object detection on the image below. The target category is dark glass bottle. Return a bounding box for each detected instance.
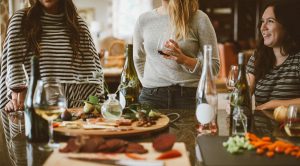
[229,53,252,135]
[24,56,49,142]
[196,45,218,135]
[119,44,140,108]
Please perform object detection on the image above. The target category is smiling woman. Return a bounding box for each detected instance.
[246,0,300,110]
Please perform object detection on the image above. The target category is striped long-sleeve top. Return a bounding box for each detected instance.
[246,52,300,105]
[0,10,104,110]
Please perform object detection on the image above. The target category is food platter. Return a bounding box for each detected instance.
[44,143,190,166]
[54,108,170,137]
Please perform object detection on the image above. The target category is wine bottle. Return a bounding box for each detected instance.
[196,45,218,135]
[119,44,140,108]
[229,53,252,135]
[24,56,49,142]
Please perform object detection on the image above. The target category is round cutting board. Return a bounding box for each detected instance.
[54,108,170,137]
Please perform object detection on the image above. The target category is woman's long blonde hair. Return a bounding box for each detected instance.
[168,0,198,40]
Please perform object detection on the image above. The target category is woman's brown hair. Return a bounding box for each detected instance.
[21,0,82,59]
[254,0,300,82]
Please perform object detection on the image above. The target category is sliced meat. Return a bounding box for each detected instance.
[125,143,148,154]
[59,138,81,153]
[97,139,128,152]
[80,137,105,152]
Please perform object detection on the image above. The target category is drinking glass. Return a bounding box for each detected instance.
[285,105,300,136]
[226,65,238,92]
[6,64,29,111]
[157,32,175,56]
[33,79,66,151]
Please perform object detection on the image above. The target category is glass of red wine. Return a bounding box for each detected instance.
[6,64,29,111]
[157,32,175,56]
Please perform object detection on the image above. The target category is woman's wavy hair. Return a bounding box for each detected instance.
[254,0,300,82]
[21,0,82,59]
[168,0,198,40]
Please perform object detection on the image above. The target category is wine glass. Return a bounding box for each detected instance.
[157,32,175,56]
[33,79,66,151]
[225,65,238,115]
[6,64,29,111]
[226,65,239,92]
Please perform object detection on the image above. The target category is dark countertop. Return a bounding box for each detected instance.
[0,109,293,166]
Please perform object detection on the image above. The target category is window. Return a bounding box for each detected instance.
[112,0,153,40]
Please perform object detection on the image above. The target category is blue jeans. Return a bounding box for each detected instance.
[139,85,197,109]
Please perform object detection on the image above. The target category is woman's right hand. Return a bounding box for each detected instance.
[5,99,18,112]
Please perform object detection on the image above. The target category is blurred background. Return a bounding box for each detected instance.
[0,0,273,91]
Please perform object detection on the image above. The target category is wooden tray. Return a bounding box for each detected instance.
[44,143,190,166]
[54,108,170,137]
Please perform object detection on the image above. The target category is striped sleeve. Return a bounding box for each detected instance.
[246,55,255,75]
[0,11,105,110]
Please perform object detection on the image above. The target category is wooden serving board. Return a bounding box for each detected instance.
[44,143,191,166]
[54,108,170,137]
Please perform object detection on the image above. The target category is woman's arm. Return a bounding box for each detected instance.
[197,12,220,76]
[133,16,146,81]
[256,98,300,110]
[247,73,255,95]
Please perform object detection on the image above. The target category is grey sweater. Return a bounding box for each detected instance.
[133,10,219,88]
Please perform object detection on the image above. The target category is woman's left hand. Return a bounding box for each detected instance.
[162,39,187,64]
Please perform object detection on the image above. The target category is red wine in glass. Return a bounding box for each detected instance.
[158,50,169,56]
[10,84,28,93]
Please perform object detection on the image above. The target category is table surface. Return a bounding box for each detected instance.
[0,108,294,166]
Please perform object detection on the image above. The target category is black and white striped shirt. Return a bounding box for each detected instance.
[246,52,300,105]
[0,10,104,110]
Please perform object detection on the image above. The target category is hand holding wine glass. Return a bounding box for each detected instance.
[6,64,29,112]
[157,32,174,56]
[33,79,66,151]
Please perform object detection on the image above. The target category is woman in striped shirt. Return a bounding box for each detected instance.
[247,0,300,110]
[1,0,104,112]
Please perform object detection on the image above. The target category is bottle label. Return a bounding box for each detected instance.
[196,103,215,124]
[119,92,126,109]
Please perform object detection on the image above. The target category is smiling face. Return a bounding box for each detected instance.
[39,0,60,14]
[260,6,286,48]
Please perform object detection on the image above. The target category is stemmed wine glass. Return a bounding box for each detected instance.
[226,65,239,92]
[6,64,29,111]
[157,32,175,56]
[33,79,66,151]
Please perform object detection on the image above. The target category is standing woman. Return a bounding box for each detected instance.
[247,0,300,110]
[133,0,219,109]
[0,0,104,112]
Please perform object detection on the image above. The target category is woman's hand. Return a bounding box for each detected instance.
[4,91,26,112]
[162,39,197,70]
[5,99,18,112]
[256,100,285,110]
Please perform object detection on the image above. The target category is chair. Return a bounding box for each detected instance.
[218,42,238,80]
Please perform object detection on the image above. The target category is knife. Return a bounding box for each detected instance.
[68,156,165,166]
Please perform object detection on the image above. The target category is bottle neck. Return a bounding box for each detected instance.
[203,46,213,77]
[237,62,246,82]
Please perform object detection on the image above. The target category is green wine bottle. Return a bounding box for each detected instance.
[119,44,140,108]
[24,56,49,142]
[229,53,252,135]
